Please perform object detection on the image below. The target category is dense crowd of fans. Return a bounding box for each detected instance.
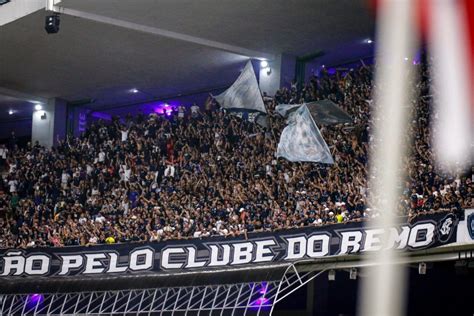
[0,63,471,248]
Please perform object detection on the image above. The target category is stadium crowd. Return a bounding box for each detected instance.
[0,63,471,248]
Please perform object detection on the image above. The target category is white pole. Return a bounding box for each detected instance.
[430,0,473,172]
[359,0,417,315]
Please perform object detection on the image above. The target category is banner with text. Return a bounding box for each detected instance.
[0,212,459,278]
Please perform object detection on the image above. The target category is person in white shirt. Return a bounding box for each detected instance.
[0,145,7,169]
[61,172,70,189]
[8,179,17,193]
[98,150,106,163]
[88,236,98,244]
[123,165,131,182]
[190,103,200,118]
[95,213,106,223]
[121,128,129,142]
[178,105,186,118]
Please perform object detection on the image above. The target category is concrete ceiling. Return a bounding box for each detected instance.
[0,0,374,120]
[59,0,374,57]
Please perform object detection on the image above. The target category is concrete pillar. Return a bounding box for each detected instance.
[259,55,281,96]
[31,98,67,148]
[259,54,296,96]
[280,53,297,89]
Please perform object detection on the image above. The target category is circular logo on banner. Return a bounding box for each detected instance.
[438,213,457,243]
[467,213,474,240]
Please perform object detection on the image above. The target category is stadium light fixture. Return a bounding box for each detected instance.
[328,269,336,281]
[34,104,43,111]
[8,110,13,115]
[366,38,373,44]
[349,267,357,280]
[130,88,139,93]
[260,60,271,75]
[418,262,427,275]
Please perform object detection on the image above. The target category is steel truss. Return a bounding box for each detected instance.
[0,263,325,315]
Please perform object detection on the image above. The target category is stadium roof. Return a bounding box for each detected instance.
[0,0,374,119]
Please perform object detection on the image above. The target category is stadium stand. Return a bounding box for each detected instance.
[0,62,471,249]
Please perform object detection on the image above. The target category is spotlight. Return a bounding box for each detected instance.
[260,60,269,68]
[130,88,139,93]
[418,262,426,275]
[328,269,336,281]
[0,0,10,5]
[349,267,357,280]
[34,104,43,111]
[45,14,60,34]
[366,39,373,44]
[8,110,13,115]
[404,57,409,61]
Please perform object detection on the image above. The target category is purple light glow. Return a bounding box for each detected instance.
[248,282,272,310]
[27,294,44,308]
[250,297,271,310]
[152,102,177,116]
[254,297,270,305]
[90,111,112,121]
[327,67,337,75]
[154,107,165,115]
[412,50,422,65]
[259,282,268,294]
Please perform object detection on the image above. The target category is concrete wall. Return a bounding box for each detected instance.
[280,53,297,89]
[258,54,296,97]
[259,55,282,96]
[0,0,44,27]
[32,103,55,148]
[0,119,31,139]
[31,98,67,148]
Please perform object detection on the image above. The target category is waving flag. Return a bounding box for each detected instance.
[213,61,267,113]
[276,100,352,125]
[275,103,302,117]
[276,104,334,164]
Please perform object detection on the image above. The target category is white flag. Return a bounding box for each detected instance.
[276,104,334,164]
[214,61,266,113]
[275,103,302,117]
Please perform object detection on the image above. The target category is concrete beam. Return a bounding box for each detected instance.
[50,5,275,61]
[0,87,48,104]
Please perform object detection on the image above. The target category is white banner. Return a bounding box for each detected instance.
[214,61,266,113]
[455,208,474,244]
[276,104,334,164]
